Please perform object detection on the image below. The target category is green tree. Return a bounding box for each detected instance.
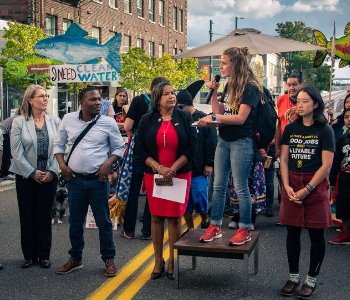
[275,21,332,91]
[0,22,60,88]
[119,48,204,93]
[118,47,153,93]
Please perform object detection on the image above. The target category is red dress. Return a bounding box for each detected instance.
[144,121,191,217]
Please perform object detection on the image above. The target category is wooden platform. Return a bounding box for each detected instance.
[174,229,260,296]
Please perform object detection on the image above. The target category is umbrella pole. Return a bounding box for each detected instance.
[328,22,336,121]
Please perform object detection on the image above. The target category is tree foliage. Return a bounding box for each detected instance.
[0,22,60,88]
[275,21,332,91]
[119,47,204,93]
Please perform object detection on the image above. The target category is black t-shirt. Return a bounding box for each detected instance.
[281,121,335,173]
[219,82,260,142]
[125,94,150,131]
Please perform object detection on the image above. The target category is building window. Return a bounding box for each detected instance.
[109,0,117,8]
[63,19,72,33]
[173,48,177,56]
[92,26,101,44]
[124,0,131,13]
[159,44,164,58]
[137,38,144,50]
[149,42,154,56]
[159,0,164,25]
[137,0,144,17]
[173,7,177,30]
[124,35,131,53]
[45,15,56,36]
[179,9,183,32]
[109,31,116,40]
[149,0,155,22]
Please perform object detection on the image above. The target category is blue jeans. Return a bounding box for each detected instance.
[264,165,275,212]
[211,136,254,229]
[67,177,115,261]
[123,161,151,235]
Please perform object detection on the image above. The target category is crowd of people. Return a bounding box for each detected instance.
[0,46,349,299]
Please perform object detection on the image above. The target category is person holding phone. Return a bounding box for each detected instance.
[135,82,197,281]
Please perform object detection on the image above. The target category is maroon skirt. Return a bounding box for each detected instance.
[279,171,332,229]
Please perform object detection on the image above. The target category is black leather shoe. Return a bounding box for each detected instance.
[22,260,33,268]
[265,210,274,217]
[151,258,165,280]
[167,272,175,280]
[297,283,316,299]
[281,280,300,296]
[39,260,51,268]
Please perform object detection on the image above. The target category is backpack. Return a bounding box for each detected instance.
[253,87,278,149]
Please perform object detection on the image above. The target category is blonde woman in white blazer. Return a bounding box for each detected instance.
[10,85,60,269]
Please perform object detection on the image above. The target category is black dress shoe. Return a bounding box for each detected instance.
[297,283,316,299]
[39,260,51,268]
[281,280,300,296]
[151,258,165,280]
[167,272,175,280]
[22,260,33,268]
[265,210,274,217]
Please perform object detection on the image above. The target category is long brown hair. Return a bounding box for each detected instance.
[19,84,46,120]
[223,47,262,108]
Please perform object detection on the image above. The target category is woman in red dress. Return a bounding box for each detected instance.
[135,82,197,280]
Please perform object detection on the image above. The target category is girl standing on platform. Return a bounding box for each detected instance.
[197,47,261,246]
[279,85,335,299]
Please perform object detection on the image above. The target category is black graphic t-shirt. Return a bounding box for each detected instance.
[281,121,335,173]
[219,82,260,142]
[329,133,350,192]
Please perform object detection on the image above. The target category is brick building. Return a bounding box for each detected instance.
[0,0,187,118]
[0,0,187,57]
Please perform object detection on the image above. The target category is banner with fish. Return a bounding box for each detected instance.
[35,23,122,72]
[50,63,118,83]
[313,22,350,68]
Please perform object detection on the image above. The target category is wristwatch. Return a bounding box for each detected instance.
[211,113,216,121]
[306,183,315,192]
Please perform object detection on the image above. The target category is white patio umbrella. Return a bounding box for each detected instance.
[174,28,324,59]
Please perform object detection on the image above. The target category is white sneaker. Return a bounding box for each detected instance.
[228,221,238,229]
[250,224,255,231]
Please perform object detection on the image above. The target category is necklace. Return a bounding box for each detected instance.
[161,120,171,147]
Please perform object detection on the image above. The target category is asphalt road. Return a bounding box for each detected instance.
[0,181,349,300]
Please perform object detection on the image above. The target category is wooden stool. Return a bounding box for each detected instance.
[174,228,259,296]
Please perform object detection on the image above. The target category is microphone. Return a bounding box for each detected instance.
[205,75,221,104]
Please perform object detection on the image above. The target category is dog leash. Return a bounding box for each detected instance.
[0,180,18,204]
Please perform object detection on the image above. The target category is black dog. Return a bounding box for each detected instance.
[52,186,68,224]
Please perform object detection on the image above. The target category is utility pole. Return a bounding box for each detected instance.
[209,19,214,81]
[235,16,244,29]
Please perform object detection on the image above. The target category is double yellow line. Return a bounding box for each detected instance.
[86,215,202,300]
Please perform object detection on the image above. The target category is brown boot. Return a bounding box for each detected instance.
[281,280,300,296]
[0,262,3,270]
[105,259,117,277]
[56,258,83,275]
[297,283,316,299]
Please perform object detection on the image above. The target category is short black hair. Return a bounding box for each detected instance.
[79,87,97,102]
[287,74,302,84]
[150,77,169,92]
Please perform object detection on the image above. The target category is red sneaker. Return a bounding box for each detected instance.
[329,231,350,245]
[200,224,222,242]
[229,229,251,246]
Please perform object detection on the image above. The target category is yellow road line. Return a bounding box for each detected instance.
[113,215,202,300]
[86,217,187,300]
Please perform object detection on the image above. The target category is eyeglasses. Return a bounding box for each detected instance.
[33,94,49,99]
[286,83,299,88]
[177,104,185,110]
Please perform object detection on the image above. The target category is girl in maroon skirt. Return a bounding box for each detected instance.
[279,85,335,299]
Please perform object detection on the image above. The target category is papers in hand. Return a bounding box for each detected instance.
[152,174,187,203]
[191,121,223,127]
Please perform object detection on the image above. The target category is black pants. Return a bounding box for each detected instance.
[286,225,325,277]
[16,175,58,260]
[1,134,11,177]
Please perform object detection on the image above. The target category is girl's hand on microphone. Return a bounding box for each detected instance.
[209,78,220,90]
